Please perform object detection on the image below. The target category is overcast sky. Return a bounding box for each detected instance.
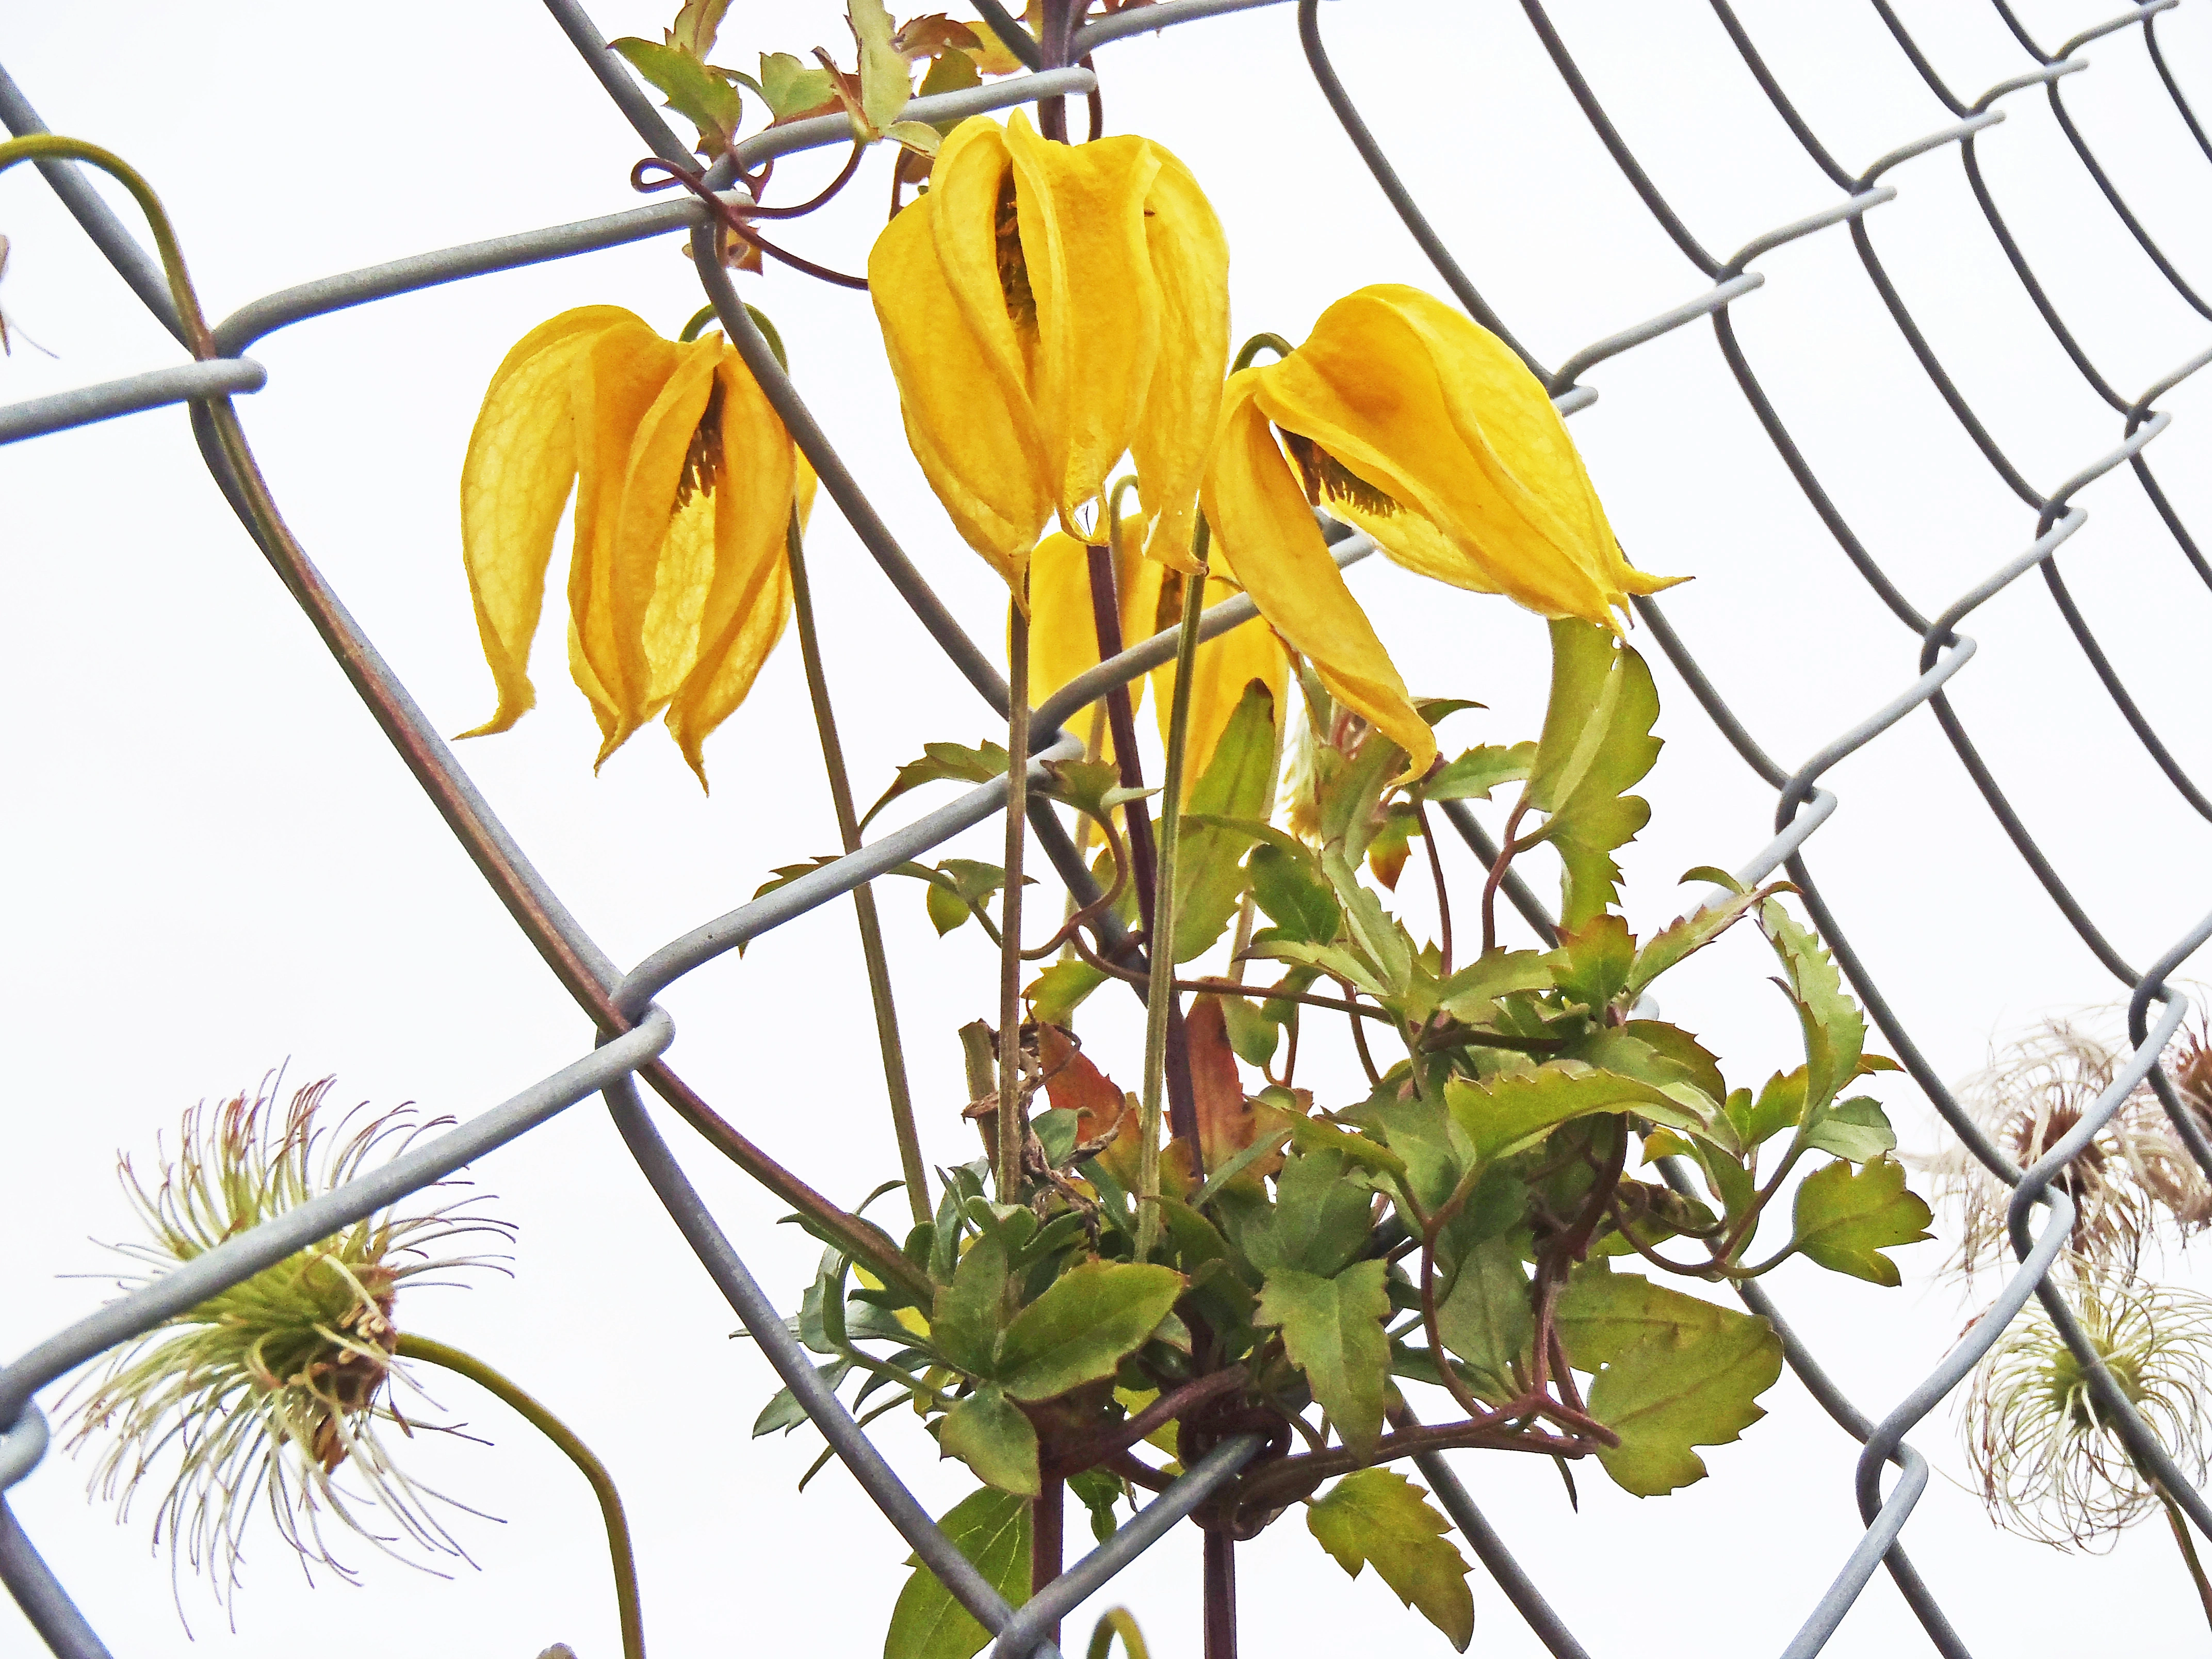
[7,2,2212,1656]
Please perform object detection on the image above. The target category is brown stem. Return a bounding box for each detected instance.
[1203,1531,1237,1659]
[1000,595,1033,1200]
[1031,1475,1064,1638]
[1231,1420,1591,1514]
[745,139,866,219]
[1419,1235,1491,1421]
[1083,542,1201,1158]
[1480,794,1532,957]
[1348,1000,1383,1085]
[2155,1476,2212,1632]
[1417,802,1452,978]
[1045,1367,1249,1478]
[1102,1446,1175,1492]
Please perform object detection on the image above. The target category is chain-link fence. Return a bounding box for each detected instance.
[5,2,2212,1654]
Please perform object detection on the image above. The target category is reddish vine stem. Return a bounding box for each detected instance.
[1479,794,1533,956]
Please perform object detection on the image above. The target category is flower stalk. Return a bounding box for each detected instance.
[396,1335,644,1659]
[785,512,928,1227]
[1001,585,1033,1201]
[1137,522,1209,1260]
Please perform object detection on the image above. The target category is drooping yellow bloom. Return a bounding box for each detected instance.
[869,111,1229,594]
[1023,519,1287,793]
[458,304,808,784]
[1201,284,1682,779]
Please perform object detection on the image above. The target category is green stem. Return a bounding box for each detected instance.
[1136,521,1210,1260]
[2155,1475,2212,1633]
[396,1334,643,1659]
[1000,588,1033,1200]
[786,514,928,1228]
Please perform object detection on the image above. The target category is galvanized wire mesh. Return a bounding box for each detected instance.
[4,2,2212,1654]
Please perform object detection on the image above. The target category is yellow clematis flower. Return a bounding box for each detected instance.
[458,304,808,784]
[868,111,1229,595]
[1201,284,1682,780]
[1023,519,1287,794]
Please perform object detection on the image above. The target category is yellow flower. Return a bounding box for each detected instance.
[1201,284,1682,779]
[458,304,808,784]
[1024,519,1286,793]
[868,111,1229,595]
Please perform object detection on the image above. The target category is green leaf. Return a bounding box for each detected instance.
[1321,850,1414,995]
[1068,1468,1124,1546]
[1437,949,1554,1023]
[1172,682,1278,963]
[1802,1096,1896,1163]
[939,1386,1039,1495]
[850,0,916,133]
[931,1232,1007,1376]
[1625,880,1779,998]
[1257,1260,1393,1456]
[1306,1469,1475,1651]
[1524,619,1662,929]
[1557,1264,1783,1496]
[861,740,1009,829]
[609,37,745,154]
[1026,958,1107,1026]
[1444,1061,1728,1165]
[1244,938,1389,1001]
[1737,1068,1806,1149]
[1369,1096,1466,1214]
[1423,741,1536,804]
[1758,898,1865,1116]
[996,1261,1185,1401]
[1544,914,1635,1012]
[753,1358,851,1436]
[1246,840,1341,944]
[1237,1146,1379,1277]
[884,1488,1029,1659]
[1217,995,1280,1067]
[1365,810,1417,890]
[1619,1021,1728,1105]
[1434,1231,1531,1404]
[926,881,972,936]
[1790,1155,1933,1286]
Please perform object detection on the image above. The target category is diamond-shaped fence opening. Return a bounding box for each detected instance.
[6,2,2212,1655]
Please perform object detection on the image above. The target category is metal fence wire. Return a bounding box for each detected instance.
[4,0,2212,1653]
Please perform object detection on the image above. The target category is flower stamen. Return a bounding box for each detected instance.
[1279,429,1403,519]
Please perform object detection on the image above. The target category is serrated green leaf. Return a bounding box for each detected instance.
[753,1358,851,1436]
[1619,1021,1728,1105]
[1437,948,1554,1022]
[1244,938,1389,1001]
[1369,1096,1466,1214]
[610,37,745,153]
[1791,1155,1932,1286]
[1525,619,1662,929]
[885,1488,1029,1659]
[1026,958,1107,1026]
[1625,881,1779,998]
[1434,1231,1531,1404]
[1172,682,1277,963]
[1545,914,1634,1012]
[1424,741,1536,804]
[996,1261,1184,1401]
[1802,1096,1896,1163]
[1443,1060,1727,1165]
[1307,1469,1475,1651]
[1759,898,1865,1115]
[1258,1261,1393,1455]
[939,1386,1039,1495]
[861,739,1009,829]
[1323,850,1413,994]
[1557,1264,1782,1495]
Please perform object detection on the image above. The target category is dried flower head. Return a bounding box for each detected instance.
[65,1074,512,1611]
[1927,1018,2210,1280]
[1961,1267,2212,1550]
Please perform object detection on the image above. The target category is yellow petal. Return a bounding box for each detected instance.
[568,318,679,763]
[1255,285,1679,624]
[608,335,723,745]
[1129,145,1229,577]
[1027,527,1107,707]
[456,306,632,737]
[869,120,1051,590]
[1201,373,1435,780]
[1004,112,1162,533]
[666,349,801,785]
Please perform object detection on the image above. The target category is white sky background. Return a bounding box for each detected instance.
[6,0,2212,1654]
